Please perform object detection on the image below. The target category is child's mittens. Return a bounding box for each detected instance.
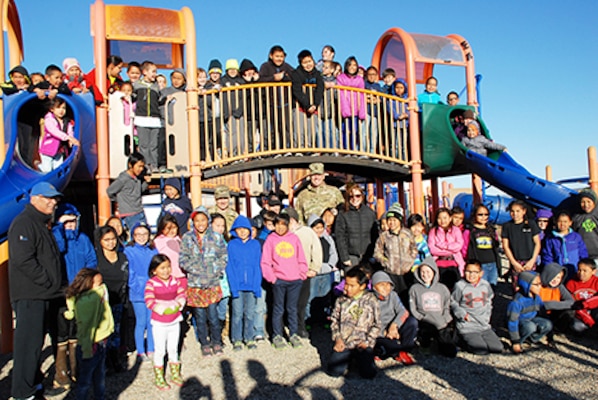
[154,300,180,315]
[163,305,180,315]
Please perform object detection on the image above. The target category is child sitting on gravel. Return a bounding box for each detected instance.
[328,267,380,379]
[507,271,553,354]
[451,260,503,354]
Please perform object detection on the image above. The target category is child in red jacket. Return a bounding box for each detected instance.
[566,258,598,333]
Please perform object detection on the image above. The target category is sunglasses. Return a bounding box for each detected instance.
[349,194,363,199]
[477,213,489,216]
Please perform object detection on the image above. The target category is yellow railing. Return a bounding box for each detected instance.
[195,83,410,168]
[107,83,410,181]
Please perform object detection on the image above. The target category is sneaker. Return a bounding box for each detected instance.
[138,354,151,362]
[233,342,243,351]
[297,329,309,339]
[289,334,303,348]
[396,351,416,366]
[212,344,224,355]
[274,154,283,159]
[201,346,212,357]
[254,335,265,342]
[272,335,287,349]
[246,341,257,350]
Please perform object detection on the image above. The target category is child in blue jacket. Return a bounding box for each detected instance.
[506,271,553,354]
[541,211,588,280]
[226,216,262,350]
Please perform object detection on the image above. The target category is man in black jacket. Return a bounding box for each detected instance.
[9,182,64,400]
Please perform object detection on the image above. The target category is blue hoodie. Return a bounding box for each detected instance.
[506,271,545,342]
[226,216,262,298]
[52,203,97,284]
[124,222,158,302]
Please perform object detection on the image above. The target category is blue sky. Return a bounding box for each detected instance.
[12,0,598,191]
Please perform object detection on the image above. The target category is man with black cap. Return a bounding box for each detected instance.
[574,188,598,262]
[295,163,344,224]
[8,182,65,400]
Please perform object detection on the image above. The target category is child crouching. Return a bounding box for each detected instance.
[145,254,187,390]
[507,271,553,354]
[327,268,380,379]
[371,271,418,365]
[64,268,114,400]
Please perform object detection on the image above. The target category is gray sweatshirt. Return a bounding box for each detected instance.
[451,278,494,334]
[408,257,452,329]
[106,170,148,216]
[461,135,506,157]
[371,271,410,333]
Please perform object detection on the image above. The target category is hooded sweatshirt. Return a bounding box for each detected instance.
[161,177,193,234]
[124,224,158,302]
[408,257,452,329]
[450,277,494,334]
[573,205,598,258]
[291,63,324,112]
[542,228,588,272]
[371,271,410,333]
[260,230,308,283]
[506,271,546,342]
[226,216,262,298]
[307,214,338,274]
[52,203,97,283]
[539,263,574,311]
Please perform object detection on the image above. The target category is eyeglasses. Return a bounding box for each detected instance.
[134,232,149,237]
[464,270,480,275]
[537,219,549,223]
[477,213,489,216]
[101,237,117,242]
[448,97,458,101]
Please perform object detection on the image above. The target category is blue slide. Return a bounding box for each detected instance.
[463,146,578,211]
[0,92,96,242]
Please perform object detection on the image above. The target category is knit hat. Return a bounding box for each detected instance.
[579,188,597,204]
[463,109,475,119]
[466,120,481,133]
[62,57,81,74]
[309,162,325,175]
[225,59,239,71]
[282,207,299,222]
[170,68,186,82]
[297,50,313,63]
[385,202,404,221]
[164,177,181,194]
[268,197,282,207]
[214,185,230,199]
[208,59,222,75]
[535,209,553,220]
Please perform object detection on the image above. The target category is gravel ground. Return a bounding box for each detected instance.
[1,281,597,400]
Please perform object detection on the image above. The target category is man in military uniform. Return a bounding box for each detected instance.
[209,185,239,230]
[295,163,344,224]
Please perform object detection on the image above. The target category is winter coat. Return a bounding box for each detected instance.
[542,229,588,272]
[124,242,158,303]
[506,271,546,342]
[39,112,75,157]
[374,227,418,275]
[336,73,366,119]
[226,216,262,297]
[428,225,465,274]
[335,203,378,265]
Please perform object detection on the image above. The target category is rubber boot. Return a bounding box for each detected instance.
[53,342,72,389]
[153,366,170,390]
[68,340,77,382]
[168,362,184,387]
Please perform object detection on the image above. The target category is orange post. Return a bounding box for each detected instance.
[545,165,552,182]
[182,6,201,207]
[92,0,111,225]
[588,146,598,193]
[442,180,450,208]
[472,174,483,205]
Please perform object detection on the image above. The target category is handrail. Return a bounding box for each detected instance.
[108,82,411,177]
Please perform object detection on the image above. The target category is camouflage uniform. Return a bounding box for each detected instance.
[208,205,239,232]
[295,183,344,224]
[330,291,381,349]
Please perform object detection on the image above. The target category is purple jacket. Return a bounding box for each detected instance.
[336,73,366,120]
[39,112,74,156]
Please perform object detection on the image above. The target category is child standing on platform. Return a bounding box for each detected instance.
[133,61,162,173]
[39,98,80,172]
[145,254,187,390]
[64,268,114,400]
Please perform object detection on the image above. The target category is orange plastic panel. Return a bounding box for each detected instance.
[105,5,185,43]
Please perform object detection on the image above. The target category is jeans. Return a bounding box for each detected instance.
[131,301,154,355]
[253,284,267,338]
[519,317,553,344]
[231,291,257,343]
[374,315,418,358]
[481,262,498,286]
[192,304,222,347]
[137,126,160,168]
[76,342,106,400]
[217,296,229,322]
[108,303,123,350]
[122,212,147,231]
[272,279,302,337]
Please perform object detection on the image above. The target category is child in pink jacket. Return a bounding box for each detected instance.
[39,97,79,172]
[336,56,365,151]
[427,207,464,291]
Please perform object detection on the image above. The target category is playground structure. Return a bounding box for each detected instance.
[1,0,597,353]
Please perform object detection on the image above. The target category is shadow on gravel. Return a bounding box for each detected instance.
[421,354,579,400]
[245,359,302,399]
[179,376,213,400]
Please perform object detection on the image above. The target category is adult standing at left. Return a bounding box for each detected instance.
[9,182,64,400]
